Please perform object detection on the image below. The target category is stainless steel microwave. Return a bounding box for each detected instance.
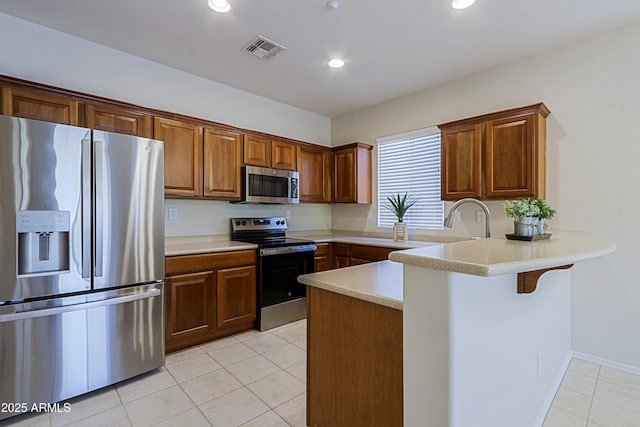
[239,166,299,204]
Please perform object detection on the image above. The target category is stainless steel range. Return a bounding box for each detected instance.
[231,217,316,331]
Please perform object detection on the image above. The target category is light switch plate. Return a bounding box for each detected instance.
[285,210,291,219]
[168,208,177,220]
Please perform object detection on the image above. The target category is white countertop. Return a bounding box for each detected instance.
[389,231,615,276]
[165,237,256,256]
[165,233,445,256]
[305,235,441,249]
[298,260,403,310]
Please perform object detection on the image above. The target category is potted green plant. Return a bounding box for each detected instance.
[504,198,556,236]
[383,193,417,242]
[503,198,541,236]
[534,198,556,235]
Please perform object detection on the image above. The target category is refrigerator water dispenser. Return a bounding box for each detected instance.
[17,211,70,276]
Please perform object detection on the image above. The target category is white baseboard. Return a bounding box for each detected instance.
[572,351,640,376]
[533,352,573,427]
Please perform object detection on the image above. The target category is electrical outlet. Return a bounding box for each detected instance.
[476,210,485,223]
[367,211,373,220]
[453,211,462,222]
[168,208,177,220]
[285,210,291,219]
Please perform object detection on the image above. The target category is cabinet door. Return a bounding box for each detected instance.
[243,135,271,167]
[86,103,152,137]
[298,146,332,203]
[217,265,257,329]
[335,256,350,269]
[315,256,331,272]
[272,140,297,170]
[333,148,356,203]
[440,123,483,200]
[165,271,216,352]
[1,86,81,125]
[203,128,242,200]
[154,117,203,198]
[485,113,537,198]
[333,145,372,204]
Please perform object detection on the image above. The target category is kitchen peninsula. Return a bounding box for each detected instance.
[298,231,615,427]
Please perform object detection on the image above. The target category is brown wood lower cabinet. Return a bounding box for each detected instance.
[217,265,256,328]
[331,243,394,267]
[313,243,332,272]
[307,286,403,427]
[165,250,256,352]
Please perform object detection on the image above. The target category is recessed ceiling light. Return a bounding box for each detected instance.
[208,0,231,13]
[328,58,345,69]
[451,0,475,10]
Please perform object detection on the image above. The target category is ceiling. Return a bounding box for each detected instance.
[2,1,640,118]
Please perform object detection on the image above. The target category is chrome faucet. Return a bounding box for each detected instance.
[443,198,492,238]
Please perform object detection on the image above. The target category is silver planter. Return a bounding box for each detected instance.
[514,217,538,237]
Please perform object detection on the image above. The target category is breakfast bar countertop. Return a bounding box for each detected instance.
[389,230,615,276]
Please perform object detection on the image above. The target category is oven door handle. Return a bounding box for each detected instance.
[260,245,317,256]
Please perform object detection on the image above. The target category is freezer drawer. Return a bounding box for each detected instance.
[0,283,164,421]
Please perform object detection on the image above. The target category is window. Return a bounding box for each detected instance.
[377,127,443,229]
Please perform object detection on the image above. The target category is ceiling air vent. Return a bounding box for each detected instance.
[243,35,287,60]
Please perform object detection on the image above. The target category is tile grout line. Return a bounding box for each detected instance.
[584,364,600,425]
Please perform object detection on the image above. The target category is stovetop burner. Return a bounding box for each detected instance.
[230,217,314,248]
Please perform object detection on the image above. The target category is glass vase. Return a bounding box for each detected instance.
[393,221,408,243]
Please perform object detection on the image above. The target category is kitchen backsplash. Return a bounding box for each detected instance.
[166,198,519,240]
[164,199,332,237]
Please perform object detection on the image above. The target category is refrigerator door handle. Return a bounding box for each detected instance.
[0,288,162,323]
[82,138,92,279]
[94,140,104,278]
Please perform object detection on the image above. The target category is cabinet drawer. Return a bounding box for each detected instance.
[349,245,393,262]
[314,243,330,256]
[166,250,256,276]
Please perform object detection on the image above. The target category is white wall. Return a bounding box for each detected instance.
[333,22,640,368]
[0,12,332,237]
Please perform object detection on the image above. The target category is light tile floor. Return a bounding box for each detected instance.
[543,358,640,427]
[0,321,307,427]
[2,319,639,427]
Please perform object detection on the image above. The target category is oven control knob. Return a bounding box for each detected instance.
[288,292,292,296]
[242,220,247,226]
[235,220,241,226]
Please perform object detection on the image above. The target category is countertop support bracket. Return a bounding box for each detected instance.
[517,264,574,294]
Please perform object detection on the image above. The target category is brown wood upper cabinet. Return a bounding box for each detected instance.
[204,128,242,200]
[271,140,297,170]
[244,135,297,171]
[439,103,549,201]
[332,143,373,204]
[1,86,82,126]
[297,145,332,203]
[85,103,153,137]
[154,117,203,198]
[243,135,271,167]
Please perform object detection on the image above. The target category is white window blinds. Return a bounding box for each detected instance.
[377,128,444,229]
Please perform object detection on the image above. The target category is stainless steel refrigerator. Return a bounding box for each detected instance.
[0,115,165,420]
